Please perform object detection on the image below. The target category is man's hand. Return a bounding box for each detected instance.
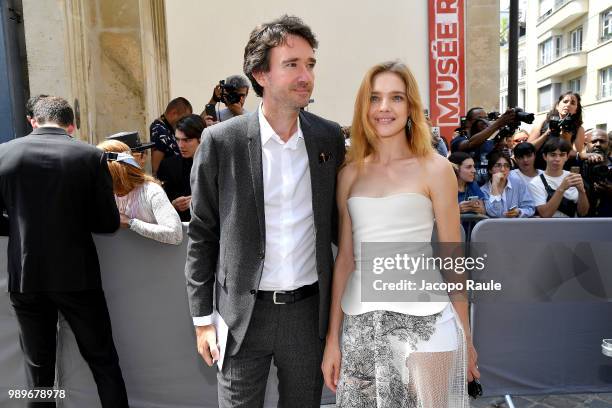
[202,115,218,128]
[195,325,219,367]
[119,213,131,229]
[172,196,191,212]
[594,180,612,198]
[210,84,222,104]
[564,173,585,193]
[585,153,605,164]
[496,108,517,128]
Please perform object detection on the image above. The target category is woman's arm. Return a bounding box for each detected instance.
[573,126,587,160]
[527,118,550,150]
[427,156,479,381]
[129,184,183,245]
[322,164,357,393]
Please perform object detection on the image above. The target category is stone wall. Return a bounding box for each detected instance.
[466,0,501,111]
[23,0,168,145]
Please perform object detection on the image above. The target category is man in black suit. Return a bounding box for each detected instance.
[0,96,129,407]
[186,15,345,407]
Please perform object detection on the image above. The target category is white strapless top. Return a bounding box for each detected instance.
[341,193,449,316]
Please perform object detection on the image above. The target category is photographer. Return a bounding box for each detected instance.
[201,75,250,126]
[452,108,523,185]
[581,129,612,217]
[527,138,589,218]
[528,91,585,169]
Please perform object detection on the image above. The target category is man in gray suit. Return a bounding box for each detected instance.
[185,15,345,408]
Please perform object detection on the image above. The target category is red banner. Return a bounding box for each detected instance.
[428,0,466,143]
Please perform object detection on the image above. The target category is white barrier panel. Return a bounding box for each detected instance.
[0,227,335,407]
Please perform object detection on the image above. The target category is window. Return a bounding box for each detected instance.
[539,85,552,112]
[539,0,553,16]
[569,26,583,53]
[500,95,508,112]
[600,66,612,99]
[602,8,612,41]
[519,59,527,79]
[539,37,561,66]
[569,77,581,94]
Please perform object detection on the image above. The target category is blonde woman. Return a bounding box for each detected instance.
[321,62,478,407]
[97,140,182,245]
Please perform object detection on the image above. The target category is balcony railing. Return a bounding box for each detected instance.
[537,47,584,69]
[537,0,573,24]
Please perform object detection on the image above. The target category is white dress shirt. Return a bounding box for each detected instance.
[193,107,317,326]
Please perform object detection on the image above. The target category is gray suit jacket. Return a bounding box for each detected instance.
[185,109,345,356]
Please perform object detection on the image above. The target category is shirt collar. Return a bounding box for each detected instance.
[258,103,303,149]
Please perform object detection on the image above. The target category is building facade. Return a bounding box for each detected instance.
[19,0,500,144]
[502,0,612,131]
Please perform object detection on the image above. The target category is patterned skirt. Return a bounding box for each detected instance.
[336,304,468,408]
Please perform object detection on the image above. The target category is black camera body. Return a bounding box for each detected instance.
[493,107,535,140]
[548,114,576,138]
[585,160,612,186]
[219,80,242,105]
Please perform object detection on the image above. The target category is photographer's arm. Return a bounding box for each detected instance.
[457,109,515,152]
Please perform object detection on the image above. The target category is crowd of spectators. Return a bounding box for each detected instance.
[17,88,611,247]
[447,94,612,220]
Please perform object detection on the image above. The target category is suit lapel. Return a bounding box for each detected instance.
[246,112,266,243]
[300,112,322,226]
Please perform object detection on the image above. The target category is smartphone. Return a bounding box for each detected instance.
[570,166,580,174]
[204,104,217,121]
[467,196,480,201]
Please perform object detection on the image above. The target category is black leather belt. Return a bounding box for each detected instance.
[256,282,319,304]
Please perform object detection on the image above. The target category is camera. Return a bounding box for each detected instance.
[492,107,535,140]
[584,160,612,186]
[218,80,242,105]
[548,114,576,138]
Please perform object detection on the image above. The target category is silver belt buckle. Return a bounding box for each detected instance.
[273,291,286,305]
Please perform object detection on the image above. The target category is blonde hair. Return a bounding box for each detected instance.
[346,61,433,166]
[97,140,159,196]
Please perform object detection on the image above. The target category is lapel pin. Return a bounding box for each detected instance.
[319,152,332,163]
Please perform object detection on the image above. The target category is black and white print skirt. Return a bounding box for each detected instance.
[336,304,468,408]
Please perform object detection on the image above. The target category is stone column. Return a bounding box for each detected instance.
[23,0,169,144]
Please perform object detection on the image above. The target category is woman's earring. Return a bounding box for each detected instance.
[406,117,413,134]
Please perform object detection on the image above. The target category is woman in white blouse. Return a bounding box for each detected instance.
[98,140,183,245]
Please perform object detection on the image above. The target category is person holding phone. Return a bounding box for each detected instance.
[527,138,589,218]
[480,150,535,218]
[448,152,485,215]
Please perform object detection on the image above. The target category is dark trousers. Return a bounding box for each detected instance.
[217,294,324,408]
[10,290,129,408]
